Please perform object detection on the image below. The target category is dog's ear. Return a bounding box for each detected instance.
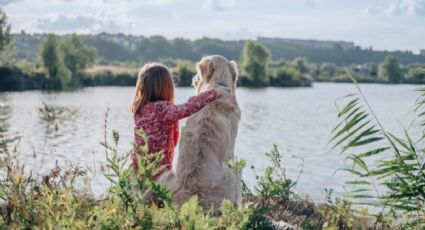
[197,58,214,83]
[229,60,239,83]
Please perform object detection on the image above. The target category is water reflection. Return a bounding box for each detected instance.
[0,94,12,133]
[0,94,18,150]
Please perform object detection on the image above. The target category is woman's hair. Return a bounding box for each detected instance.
[130,63,175,113]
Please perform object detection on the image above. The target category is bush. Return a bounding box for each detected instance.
[173,60,196,87]
[330,73,425,228]
[242,145,323,229]
[80,71,137,86]
[0,66,49,91]
[270,66,312,87]
[408,67,425,84]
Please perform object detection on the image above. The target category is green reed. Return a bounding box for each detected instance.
[330,70,425,228]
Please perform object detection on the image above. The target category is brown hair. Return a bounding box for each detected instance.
[130,63,175,113]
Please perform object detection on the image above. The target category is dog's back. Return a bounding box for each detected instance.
[172,56,241,212]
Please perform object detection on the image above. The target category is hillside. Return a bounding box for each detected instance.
[10,33,425,65]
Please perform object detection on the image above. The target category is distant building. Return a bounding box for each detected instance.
[421,49,425,56]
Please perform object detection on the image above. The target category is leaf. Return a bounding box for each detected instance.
[331,111,368,141]
[347,155,368,172]
[342,168,364,177]
[330,120,371,148]
[345,180,371,185]
[357,147,390,158]
[338,98,360,117]
[346,137,384,149]
[343,194,375,199]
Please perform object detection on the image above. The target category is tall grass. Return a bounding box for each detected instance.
[0,109,253,229]
[330,71,425,228]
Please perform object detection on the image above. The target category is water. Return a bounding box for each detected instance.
[0,83,418,200]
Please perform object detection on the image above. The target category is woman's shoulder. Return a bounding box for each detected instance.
[134,100,173,124]
[138,101,171,114]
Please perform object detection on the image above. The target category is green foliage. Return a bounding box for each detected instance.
[60,35,96,76]
[408,67,425,84]
[291,57,309,74]
[0,108,256,229]
[319,192,374,230]
[240,41,271,87]
[0,8,12,61]
[379,56,403,83]
[330,72,425,228]
[40,34,97,89]
[10,33,425,66]
[173,59,196,87]
[319,63,337,79]
[243,145,324,229]
[40,34,71,89]
[271,65,311,87]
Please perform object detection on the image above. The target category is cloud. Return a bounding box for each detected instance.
[0,0,20,6]
[203,0,235,12]
[34,14,125,33]
[387,0,425,15]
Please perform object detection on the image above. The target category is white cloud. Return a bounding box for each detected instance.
[202,0,235,12]
[32,14,126,33]
[387,0,425,15]
[0,0,20,6]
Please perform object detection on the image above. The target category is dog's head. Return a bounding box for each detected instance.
[193,55,238,94]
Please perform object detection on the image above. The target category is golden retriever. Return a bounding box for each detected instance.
[158,55,241,214]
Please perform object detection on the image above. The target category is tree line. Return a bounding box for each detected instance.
[11,34,425,66]
[1,8,425,91]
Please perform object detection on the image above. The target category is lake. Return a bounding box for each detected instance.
[0,83,418,200]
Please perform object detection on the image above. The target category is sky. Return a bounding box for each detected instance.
[1,0,425,52]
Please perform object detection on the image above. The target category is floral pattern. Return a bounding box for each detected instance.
[132,90,217,179]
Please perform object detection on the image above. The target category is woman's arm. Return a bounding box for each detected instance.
[163,90,217,122]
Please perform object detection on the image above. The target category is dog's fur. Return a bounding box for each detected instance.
[158,55,241,214]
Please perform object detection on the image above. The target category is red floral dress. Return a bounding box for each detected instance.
[132,90,217,180]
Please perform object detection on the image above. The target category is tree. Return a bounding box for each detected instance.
[319,63,337,79]
[271,65,304,87]
[291,57,309,74]
[174,59,196,87]
[60,35,96,76]
[408,67,425,84]
[240,41,271,87]
[379,56,402,83]
[0,9,12,62]
[40,34,71,89]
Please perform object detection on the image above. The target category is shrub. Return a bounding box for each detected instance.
[173,60,196,87]
[330,71,425,228]
[270,66,312,87]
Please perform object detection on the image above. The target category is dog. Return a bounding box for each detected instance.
[158,55,241,214]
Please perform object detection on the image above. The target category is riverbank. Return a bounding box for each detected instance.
[0,129,400,229]
[3,64,425,92]
[0,64,315,92]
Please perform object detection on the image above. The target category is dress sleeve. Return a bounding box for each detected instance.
[163,90,217,122]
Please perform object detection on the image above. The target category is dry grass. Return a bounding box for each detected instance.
[84,65,140,75]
